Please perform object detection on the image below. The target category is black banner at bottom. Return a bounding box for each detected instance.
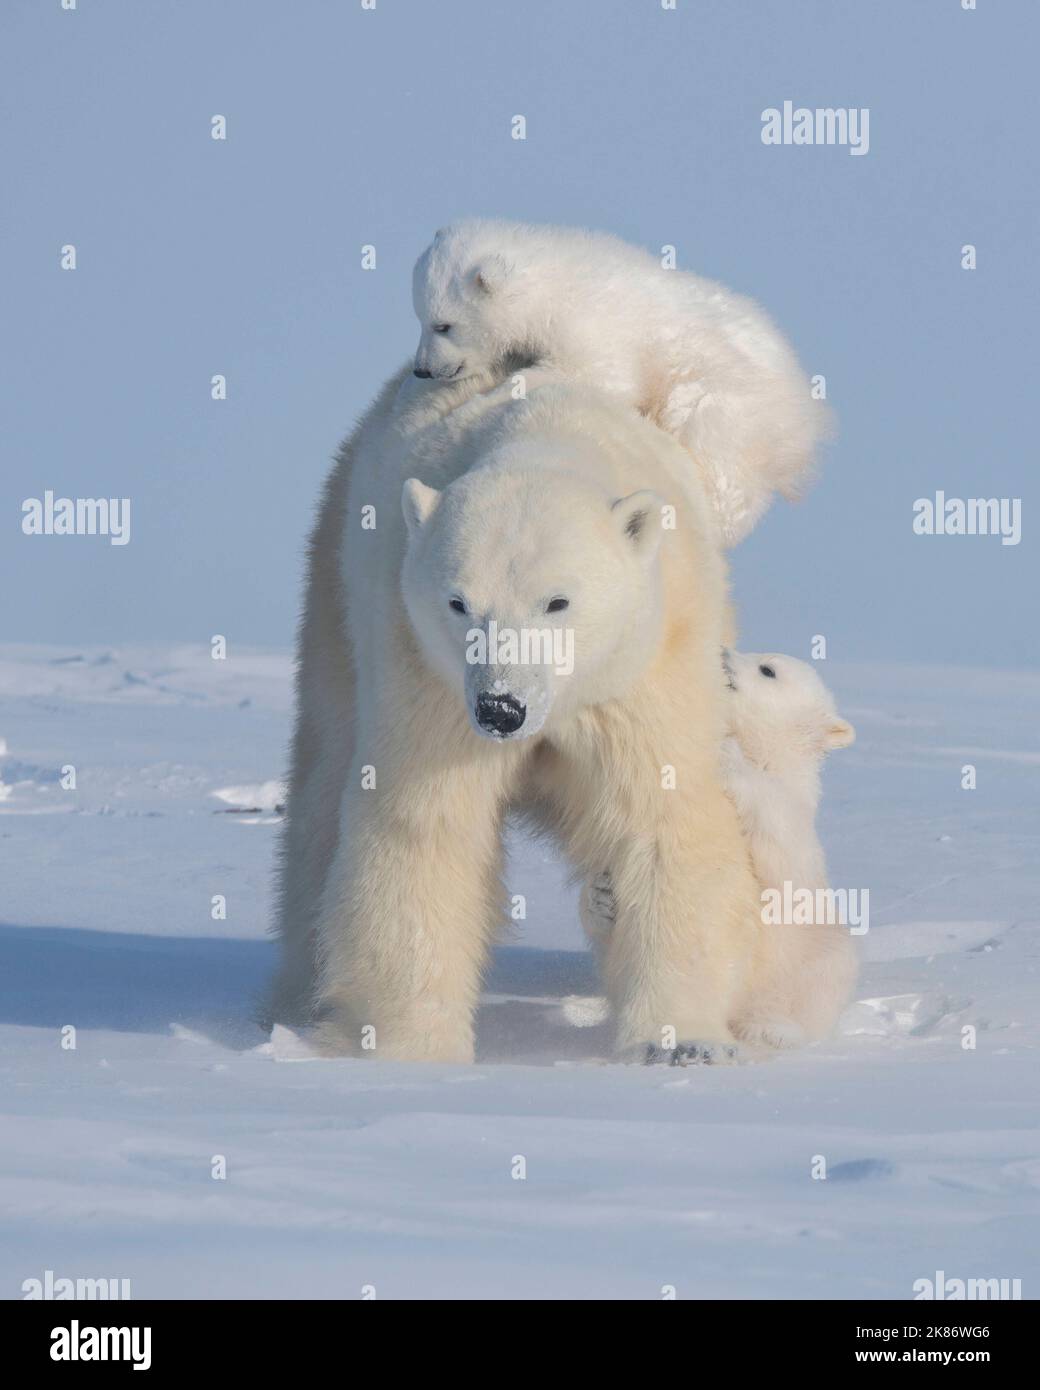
[3,1297,1031,1377]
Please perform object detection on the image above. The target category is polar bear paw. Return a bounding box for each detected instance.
[642,1040,741,1066]
[732,1016,807,1050]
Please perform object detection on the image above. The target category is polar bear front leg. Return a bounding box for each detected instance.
[580,868,743,1062]
[543,712,761,1060]
[596,806,756,1059]
[311,684,519,1063]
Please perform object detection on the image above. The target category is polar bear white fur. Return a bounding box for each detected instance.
[268,367,767,1063]
[582,650,858,1048]
[723,651,859,1046]
[412,219,827,546]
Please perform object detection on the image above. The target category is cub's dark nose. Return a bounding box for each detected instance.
[413,367,433,379]
[474,692,526,737]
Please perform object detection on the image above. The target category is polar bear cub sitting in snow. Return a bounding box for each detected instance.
[412,219,826,545]
[583,651,858,1049]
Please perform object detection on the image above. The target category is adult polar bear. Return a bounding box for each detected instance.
[269,367,766,1062]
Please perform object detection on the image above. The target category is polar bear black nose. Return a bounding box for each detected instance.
[413,367,433,379]
[474,692,526,736]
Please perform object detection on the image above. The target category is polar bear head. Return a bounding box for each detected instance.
[723,650,855,767]
[412,222,537,383]
[400,447,665,741]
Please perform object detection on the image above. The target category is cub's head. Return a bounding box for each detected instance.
[412,224,530,383]
[400,450,664,741]
[723,650,855,767]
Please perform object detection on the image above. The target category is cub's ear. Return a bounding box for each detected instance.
[471,253,512,296]
[825,718,856,750]
[401,478,441,537]
[611,490,664,562]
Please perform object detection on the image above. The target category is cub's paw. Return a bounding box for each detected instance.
[587,870,617,924]
[643,1040,741,1067]
[579,870,617,947]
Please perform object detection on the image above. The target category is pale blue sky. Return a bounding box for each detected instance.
[1,0,1034,666]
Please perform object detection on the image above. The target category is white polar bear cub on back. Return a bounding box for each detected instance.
[413,219,827,546]
[583,650,858,1049]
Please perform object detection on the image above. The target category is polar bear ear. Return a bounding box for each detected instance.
[824,718,856,750]
[471,254,512,296]
[401,478,441,537]
[611,490,664,562]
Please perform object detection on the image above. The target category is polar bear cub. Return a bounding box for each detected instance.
[412,219,827,545]
[583,650,858,1048]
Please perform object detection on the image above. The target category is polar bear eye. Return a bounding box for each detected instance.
[449,597,467,614]
[759,664,777,679]
[433,323,452,334]
[546,597,569,613]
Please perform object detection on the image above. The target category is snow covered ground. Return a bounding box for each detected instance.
[0,644,1037,1300]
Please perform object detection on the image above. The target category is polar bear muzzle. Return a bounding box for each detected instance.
[473,690,526,738]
